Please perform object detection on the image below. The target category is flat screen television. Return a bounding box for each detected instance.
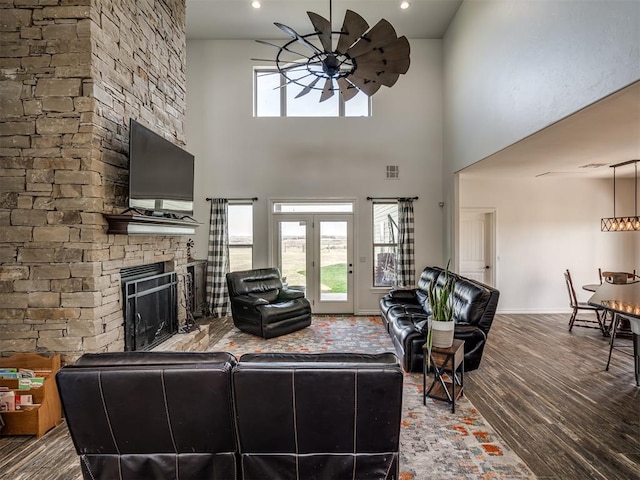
[128,119,195,217]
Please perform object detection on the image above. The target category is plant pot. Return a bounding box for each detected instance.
[431,319,455,348]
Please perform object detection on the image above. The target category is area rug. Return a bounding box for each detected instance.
[211,316,536,480]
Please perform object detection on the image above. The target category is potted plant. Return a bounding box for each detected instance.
[426,263,456,366]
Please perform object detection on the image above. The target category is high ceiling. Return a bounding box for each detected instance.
[186,0,463,40]
[185,1,640,180]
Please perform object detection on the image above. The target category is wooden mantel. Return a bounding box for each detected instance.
[104,213,200,235]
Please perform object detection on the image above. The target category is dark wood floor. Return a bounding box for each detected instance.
[465,313,640,480]
[1,314,638,479]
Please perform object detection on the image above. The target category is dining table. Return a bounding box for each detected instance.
[588,281,640,385]
[587,282,640,319]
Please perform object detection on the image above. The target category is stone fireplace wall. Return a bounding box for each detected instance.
[0,0,190,362]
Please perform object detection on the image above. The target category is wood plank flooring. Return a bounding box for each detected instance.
[465,313,640,480]
[1,314,638,480]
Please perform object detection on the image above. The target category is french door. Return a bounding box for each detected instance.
[273,213,354,314]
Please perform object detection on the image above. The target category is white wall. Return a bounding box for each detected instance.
[186,39,444,313]
[460,175,639,312]
[443,0,640,174]
[442,0,640,307]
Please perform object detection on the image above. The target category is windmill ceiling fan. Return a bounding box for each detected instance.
[254,0,411,102]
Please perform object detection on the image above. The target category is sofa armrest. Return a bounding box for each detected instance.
[235,294,269,308]
[278,288,305,301]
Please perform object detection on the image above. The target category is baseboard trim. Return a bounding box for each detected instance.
[497,309,573,315]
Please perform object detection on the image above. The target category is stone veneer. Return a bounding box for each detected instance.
[0,0,192,362]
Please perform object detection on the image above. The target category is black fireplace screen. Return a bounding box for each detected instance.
[122,267,178,351]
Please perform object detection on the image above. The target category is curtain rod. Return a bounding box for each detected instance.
[366,196,418,201]
[206,197,258,202]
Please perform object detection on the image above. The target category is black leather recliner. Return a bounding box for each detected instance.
[56,351,238,480]
[380,266,500,372]
[226,268,312,338]
[233,352,403,480]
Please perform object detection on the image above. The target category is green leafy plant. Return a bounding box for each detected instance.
[425,262,456,369]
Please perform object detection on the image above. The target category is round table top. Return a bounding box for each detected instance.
[582,283,601,292]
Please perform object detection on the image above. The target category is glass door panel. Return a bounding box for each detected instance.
[278,220,308,294]
[319,221,348,302]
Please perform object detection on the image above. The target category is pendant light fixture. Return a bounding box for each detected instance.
[601,159,640,232]
[254,0,411,103]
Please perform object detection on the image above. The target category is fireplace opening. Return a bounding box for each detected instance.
[121,263,178,351]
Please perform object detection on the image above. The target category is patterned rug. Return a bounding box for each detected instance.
[211,316,536,480]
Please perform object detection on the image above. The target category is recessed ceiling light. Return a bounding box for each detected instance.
[400,1,410,9]
[251,1,261,8]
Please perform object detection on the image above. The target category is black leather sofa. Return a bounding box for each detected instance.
[56,351,238,480]
[380,266,500,372]
[57,351,403,480]
[226,268,312,338]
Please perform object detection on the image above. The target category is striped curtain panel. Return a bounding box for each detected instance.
[396,198,415,287]
[205,198,230,317]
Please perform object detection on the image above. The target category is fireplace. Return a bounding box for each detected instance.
[121,263,178,351]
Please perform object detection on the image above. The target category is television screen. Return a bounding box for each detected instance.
[128,119,194,216]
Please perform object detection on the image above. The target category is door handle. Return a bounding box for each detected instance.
[485,265,490,269]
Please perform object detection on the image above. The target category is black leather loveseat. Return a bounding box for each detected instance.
[226,268,312,338]
[57,351,403,480]
[380,266,500,372]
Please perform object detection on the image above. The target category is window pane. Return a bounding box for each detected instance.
[344,90,370,117]
[273,202,353,213]
[228,204,253,245]
[286,68,339,117]
[374,246,396,287]
[373,203,398,243]
[255,70,281,117]
[228,204,253,270]
[229,247,253,272]
[254,67,372,118]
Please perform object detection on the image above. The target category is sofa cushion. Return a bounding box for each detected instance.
[232,353,402,480]
[227,268,283,297]
[452,278,491,326]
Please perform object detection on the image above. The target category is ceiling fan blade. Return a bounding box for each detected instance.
[295,76,322,98]
[274,22,322,54]
[271,72,317,90]
[355,65,400,87]
[337,77,359,102]
[345,73,381,97]
[356,57,411,75]
[255,39,311,59]
[320,78,335,102]
[351,36,410,62]
[251,58,309,65]
[346,19,398,59]
[336,9,369,54]
[307,12,332,52]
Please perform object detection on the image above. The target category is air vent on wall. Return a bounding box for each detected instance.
[386,165,399,179]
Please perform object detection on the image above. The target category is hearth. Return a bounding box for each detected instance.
[121,263,178,351]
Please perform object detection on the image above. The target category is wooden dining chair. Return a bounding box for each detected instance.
[564,269,606,334]
[600,269,639,285]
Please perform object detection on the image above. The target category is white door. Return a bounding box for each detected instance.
[460,209,495,286]
[273,213,354,314]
